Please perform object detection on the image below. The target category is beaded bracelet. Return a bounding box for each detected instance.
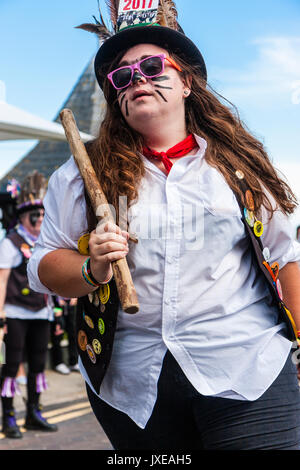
[82,258,113,288]
[82,258,99,288]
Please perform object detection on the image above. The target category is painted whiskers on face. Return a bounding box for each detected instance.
[151,75,172,102]
[154,89,168,102]
[117,74,173,115]
[117,88,130,117]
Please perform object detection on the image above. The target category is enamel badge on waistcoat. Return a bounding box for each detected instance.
[234,170,297,342]
[76,233,120,393]
[76,280,119,394]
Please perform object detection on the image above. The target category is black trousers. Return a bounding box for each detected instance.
[87,350,300,450]
[1,318,50,377]
[50,305,78,367]
[1,318,50,410]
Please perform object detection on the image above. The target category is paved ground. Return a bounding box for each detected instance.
[0,368,113,450]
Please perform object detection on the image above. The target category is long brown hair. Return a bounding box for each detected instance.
[85,48,297,229]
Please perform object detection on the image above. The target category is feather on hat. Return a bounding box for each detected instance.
[76,0,207,89]
[15,171,47,215]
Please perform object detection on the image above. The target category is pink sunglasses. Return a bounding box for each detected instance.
[107,53,182,90]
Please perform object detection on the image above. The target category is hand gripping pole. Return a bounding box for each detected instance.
[60,108,139,314]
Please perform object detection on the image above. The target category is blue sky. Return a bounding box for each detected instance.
[0,0,300,226]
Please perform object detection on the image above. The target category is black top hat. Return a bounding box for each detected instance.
[77,0,207,90]
[14,171,47,215]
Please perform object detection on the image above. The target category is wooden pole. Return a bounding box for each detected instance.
[60,108,139,314]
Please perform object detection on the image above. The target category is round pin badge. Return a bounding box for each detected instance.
[100,304,106,313]
[21,287,30,296]
[92,339,102,355]
[20,243,32,259]
[98,318,105,335]
[253,220,264,237]
[77,233,90,255]
[276,279,283,300]
[99,284,110,305]
[271,262,279,279]
[84,315,94,329]
[78,330,88,351]
[245,190,255,211]
[86,344,96,364]
[235,170,245,180]
[262,247,271,262]
[263,261,276,282]
[244,208,255,227]
[93,294,100,307]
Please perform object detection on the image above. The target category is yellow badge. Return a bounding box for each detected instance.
[84,315,94,329]
[78,330,88,351]
[21,287,30,296]
[92,339,102,355]
[253,220,264,237]
[77,233,90,255]
[98,284,110,305]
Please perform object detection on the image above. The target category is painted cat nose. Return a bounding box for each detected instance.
[132,69,145,84]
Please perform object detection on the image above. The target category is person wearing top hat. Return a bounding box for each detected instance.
[28,1,300,450]
[0,171,58,438]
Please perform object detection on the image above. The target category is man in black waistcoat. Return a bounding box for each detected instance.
[0,171,57,438]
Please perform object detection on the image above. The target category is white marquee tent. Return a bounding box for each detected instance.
[0,100,93,142]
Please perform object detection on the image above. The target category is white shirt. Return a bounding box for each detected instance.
[0,225,52,320]
[27,135,300,428]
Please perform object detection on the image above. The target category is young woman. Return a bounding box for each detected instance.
[28,2,300,450]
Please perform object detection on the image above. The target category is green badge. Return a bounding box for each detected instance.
[98,318,105,335]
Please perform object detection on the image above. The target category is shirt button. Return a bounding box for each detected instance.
[166,257,173,264]
[164,298,171,305]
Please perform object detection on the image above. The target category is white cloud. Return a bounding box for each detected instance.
[254,37,300,76]
[210,36,300,105]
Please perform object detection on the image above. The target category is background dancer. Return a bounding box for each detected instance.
[50,295,79,375]
[0,171,57,438]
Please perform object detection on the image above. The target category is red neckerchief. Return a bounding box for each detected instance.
[143,134,198,175]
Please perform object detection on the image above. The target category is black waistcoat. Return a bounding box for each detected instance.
[76,280,119,394]
[6,231,46,312]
